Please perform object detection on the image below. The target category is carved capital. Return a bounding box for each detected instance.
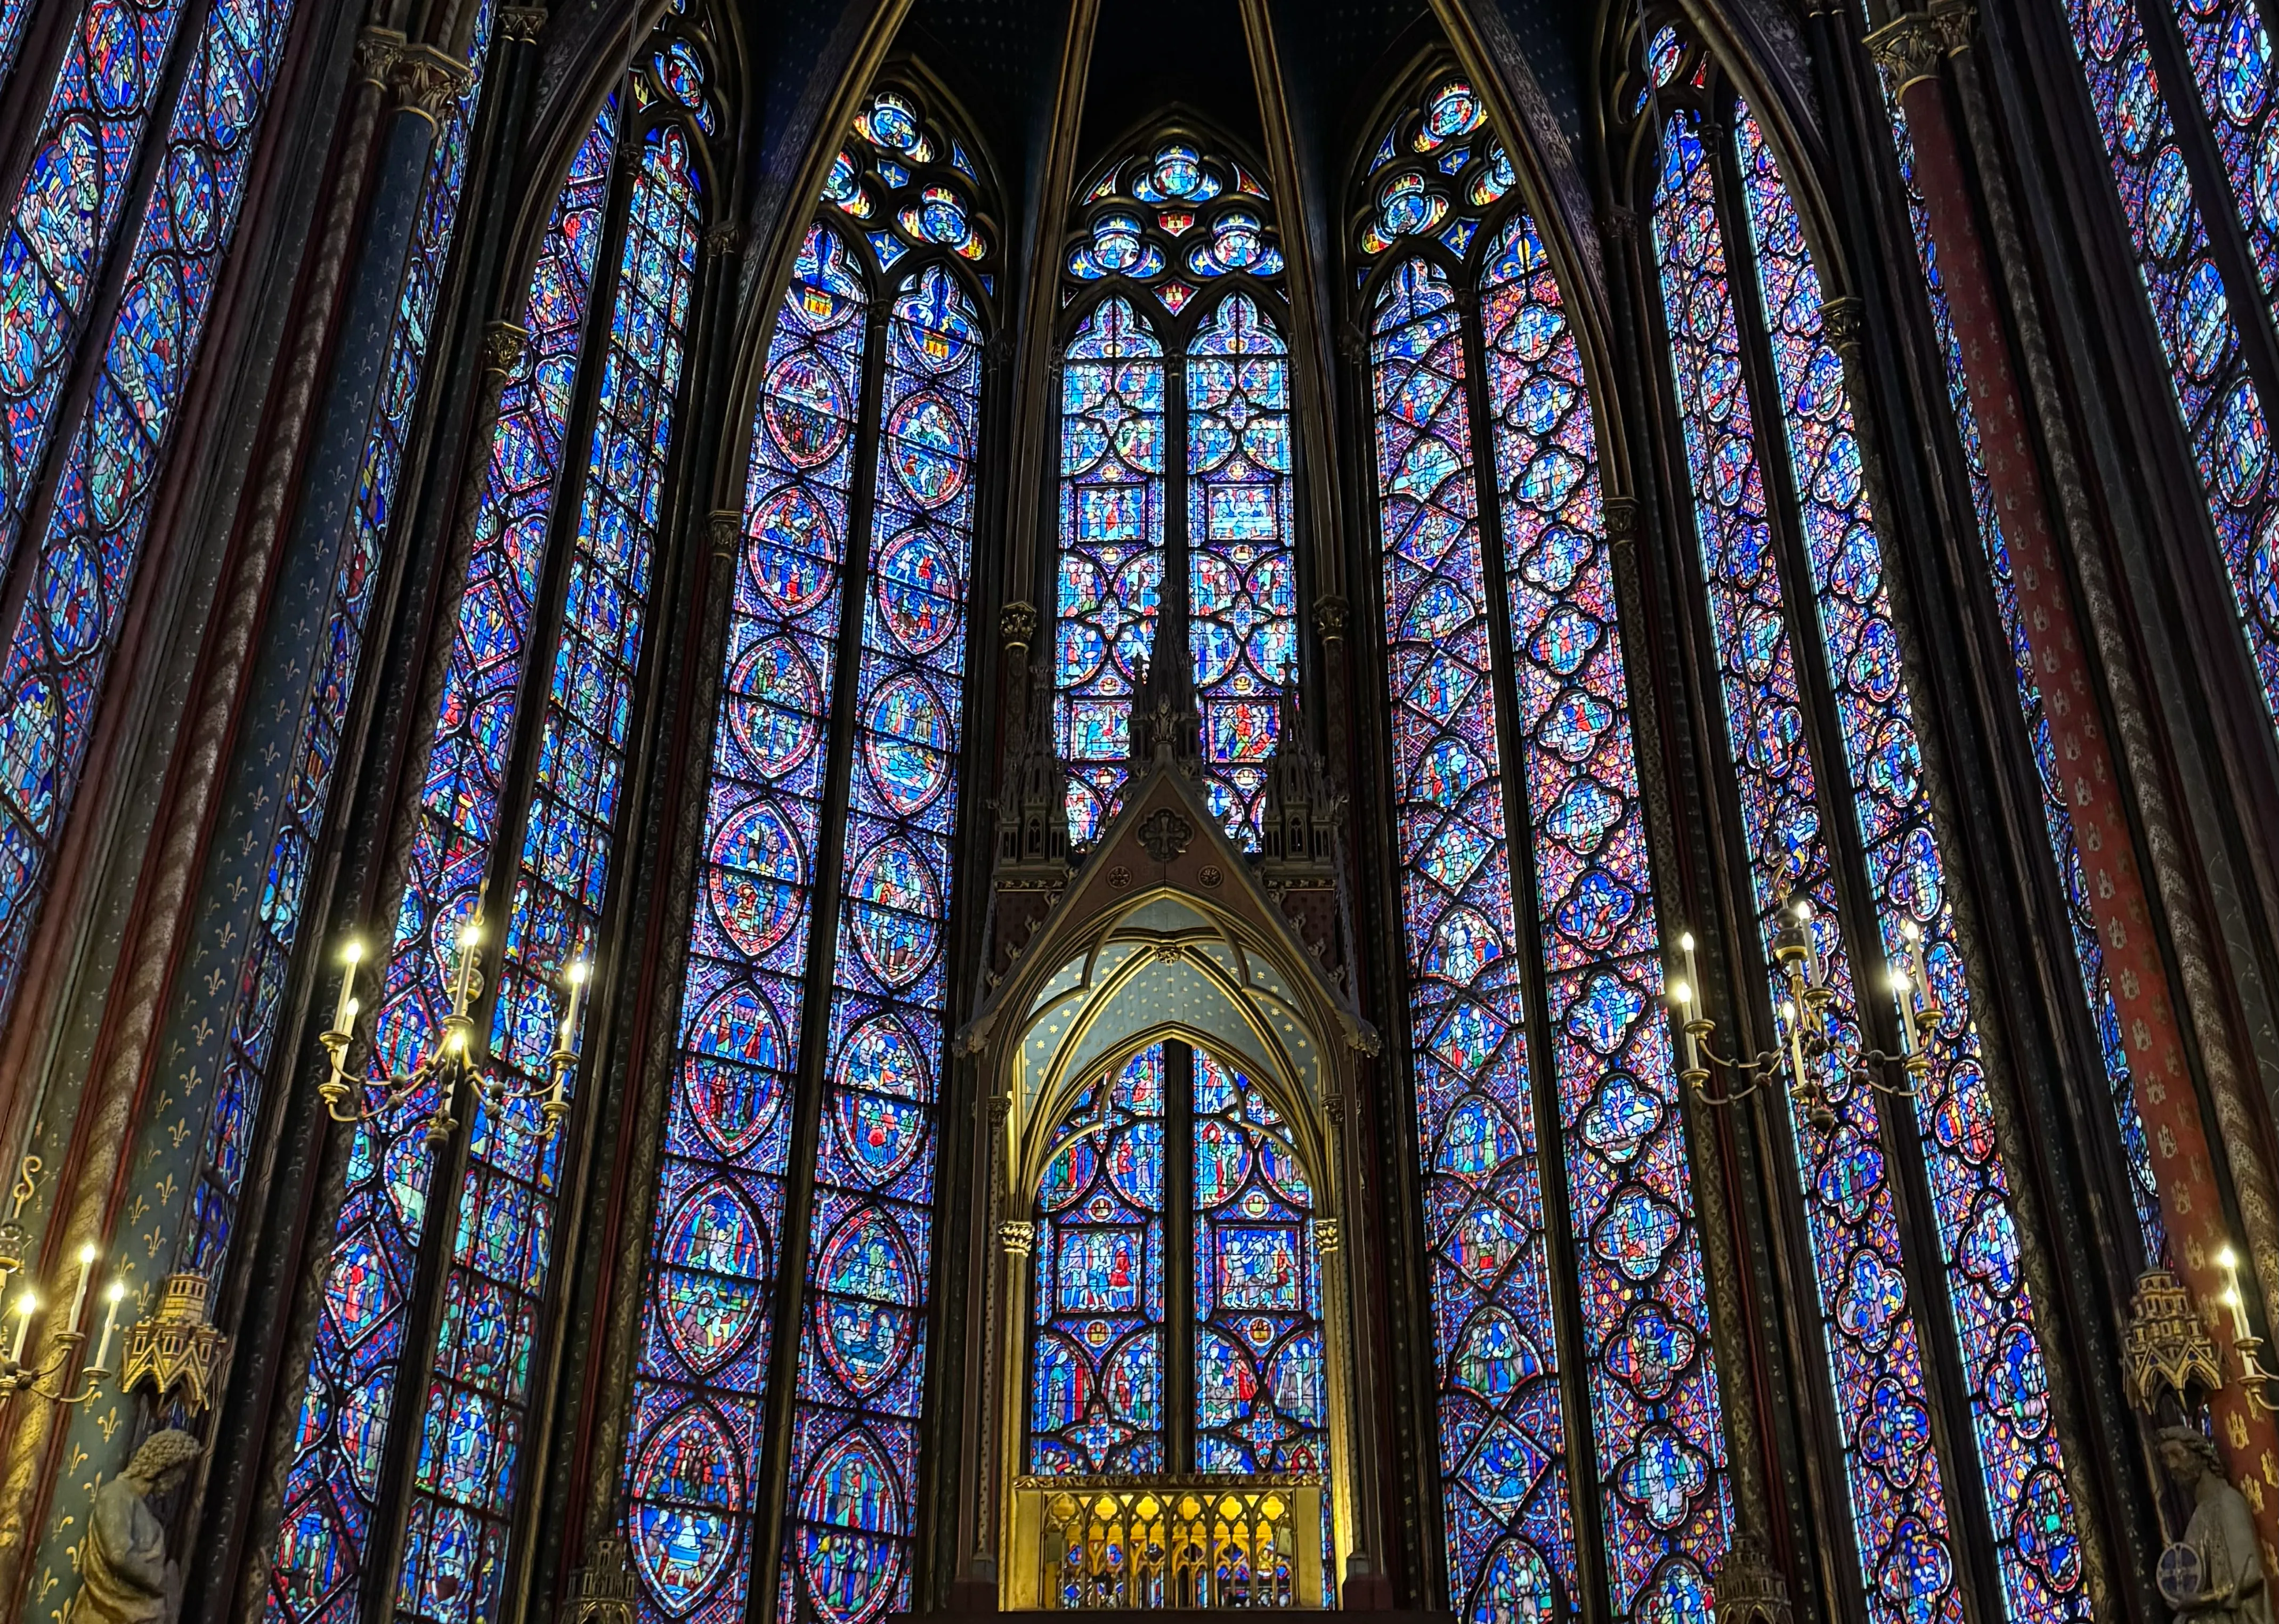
[1929,0,1975,55]
[1312,594,1349,644]
[1000,600,1040,652]
[1315,1217,1341,1255]
[704,222,743,262]
[354,26,407,88]
[1820,295,1867,364]
[1000,1219,1036,1257]
[1865,13,1942,94]
[1604,496,1641,549]
[481,319,531,376]
[708,509,742,561]
[499,4,548,42]
[1599,204,1637,247]
[390,42,472,123]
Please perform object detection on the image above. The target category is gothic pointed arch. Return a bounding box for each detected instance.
[618,63,1000,1624]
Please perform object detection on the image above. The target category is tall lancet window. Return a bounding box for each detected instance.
[1354,71,1728,1624]
[1055,136,1296,847]
[621,79,994,1624]
[1629,30,2087,1624]
[0,0,306,1024]
[2053,0,2279,740]
[269,14,716,1623]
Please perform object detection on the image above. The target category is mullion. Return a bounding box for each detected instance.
[360,98,645,1624]
[1451,231,1613,1624]
[1165,1037,1197,1473]
[1706,96,2004,1624]
[748,283,896,1624]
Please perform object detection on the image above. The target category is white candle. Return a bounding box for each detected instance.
[333,939,362,1034]
[10,1295,33,1363]
[91,1281,124,1373]
[1893,967,1918,1057]
[2222,1247,2253,1340]
[1680,932,1701,1008]
[1796,901,1821,987]
[453,923,480,1016]
[557,962,588,1052]
[66,1244,94,1336]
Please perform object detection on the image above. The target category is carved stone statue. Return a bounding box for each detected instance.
[2159,1426,2274,1624]
[77,1429,201,1624]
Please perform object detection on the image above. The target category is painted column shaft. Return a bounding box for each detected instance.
[1893,61,2279,1548]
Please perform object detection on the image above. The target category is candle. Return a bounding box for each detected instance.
[1795,900,1821,987]
[558,962,589,1053]
[67,1243,94,1336]
[10,1295,33,1363]
[92,1280,124,1373]
[1893,967,1918,1057]
[2222,1247,2253,1340]
[334,939,363,1034]
[1680,931,1701,1008]
[452,923,481,1016]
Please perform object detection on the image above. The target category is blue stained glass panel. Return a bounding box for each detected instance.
[396,119,703,1624]
[623,223,872,1624]
[0,0,196,565]
[781,265,980,1624]
[2061,0,2279,738]
[1480,213,1730,1624]
[267,101,620,1624]
[1369,253,1579,1624]
[0,0,301,1028]
[1029,1045,1169,1475]
[184,0,499,1283]
[1735,112,2088,1624]
[1186,294,1294,848]
[1056,296,1163,842]
[1650,110,1963,1624]
[1877,92,2164,1258]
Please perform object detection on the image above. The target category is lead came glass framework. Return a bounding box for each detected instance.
[1731,109,2087,1624]
[617,80,996,1624]
[0,0,305,1027]
[186,0,500,1285]
[1029,1044,1170,1474]
[267,10,728,1604]
[1649,107,1964,1624]
[395,111,705,1624]
[1359,74,1728,1624]
[2058,0,2279,735]
[623,222,868,1624]
[1867,60,2166,1262]
[1054,138,1293,851]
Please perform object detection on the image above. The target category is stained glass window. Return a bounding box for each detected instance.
[1186,295,1295,843]
[1732,110,2086,1624]
[185,0,500,1285]
[1650,108,1964,1624]
[780,259,980,1624]
[624,223,870,1624]
[1057,297,1164,842]
[1368,249,1578,1623]
[1055,139,1289,849]
[1480,215,1727,1622]
[0,0,197,561]
[2060,0,2279,735]
[268,99,622,1624]
[1190,1049,1325,1479]
[2170,1,2279,310]
[1874,91,2164,1257]
[1030,1044,1169,1474]
[395,115,704,1624]
[1022,1041,1331,1589]
[0,0,302,1028]
[1359,71,1730,1624]
[622,80,994,1624]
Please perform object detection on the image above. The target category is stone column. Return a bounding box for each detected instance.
[1867,1,2279,1552]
